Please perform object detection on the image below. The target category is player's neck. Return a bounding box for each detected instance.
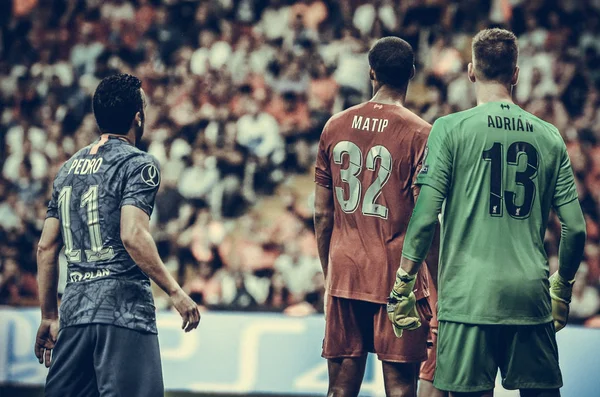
[475,83,514,106]
[370,85,407,107]
[99,132,134,145]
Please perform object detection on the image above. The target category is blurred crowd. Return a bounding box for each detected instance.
[0,0,600,325]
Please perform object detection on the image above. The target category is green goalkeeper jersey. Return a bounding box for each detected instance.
[415,102,579,325]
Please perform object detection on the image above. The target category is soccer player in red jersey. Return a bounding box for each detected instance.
[314,37,438,397]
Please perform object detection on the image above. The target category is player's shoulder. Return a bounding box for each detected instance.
[318,103,363,144]
[434,106,481,130]
[398,106,432,138]
[128,146,159,164]
[323,103,364,128]
[519,108,562,139]
[117,147,161,187]
[111,144,159,168]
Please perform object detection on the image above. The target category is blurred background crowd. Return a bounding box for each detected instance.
[0,0,599,325]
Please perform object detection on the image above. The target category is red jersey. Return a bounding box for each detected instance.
[315,101,432,304]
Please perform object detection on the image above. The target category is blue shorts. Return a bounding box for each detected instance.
[45,324,163,397]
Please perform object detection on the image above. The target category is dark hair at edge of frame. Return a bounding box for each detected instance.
[368,36,415,90]
[92,73,143,135]
[472,28,519,85]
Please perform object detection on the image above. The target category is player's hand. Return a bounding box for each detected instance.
[170,289,201,332]
[549,271,574,332]
[387,268,421,338]
[34,318,59,368]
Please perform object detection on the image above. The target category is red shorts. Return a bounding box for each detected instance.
[322,295,431,363]
[420,285,438,381]
[419,326,437,381]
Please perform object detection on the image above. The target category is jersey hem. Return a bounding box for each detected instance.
[121,199,152,217]
[329,287,429,303]
[60,320,158,335]
[433,380,495,393]
[438,313,553,325]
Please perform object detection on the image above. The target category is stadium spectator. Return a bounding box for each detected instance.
[0,0,598,327]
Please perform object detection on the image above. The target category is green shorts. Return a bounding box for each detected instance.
[433,321,562,393]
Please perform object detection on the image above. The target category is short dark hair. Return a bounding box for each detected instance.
[472,28,518,84]
[368,37,414,89]
[92,73,143,134]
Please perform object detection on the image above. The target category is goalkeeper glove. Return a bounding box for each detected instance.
[387,268,421,338]
[549,271,575,332]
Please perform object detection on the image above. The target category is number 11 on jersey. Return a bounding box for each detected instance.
[58,185,114,263]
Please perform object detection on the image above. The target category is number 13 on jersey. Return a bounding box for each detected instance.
[333,140,392,219]
[482,141,539,219]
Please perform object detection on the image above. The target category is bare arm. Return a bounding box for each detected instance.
[35,217,62,367]
[37,218,62,320]
[313,184,335,280]
[121,205,200,332]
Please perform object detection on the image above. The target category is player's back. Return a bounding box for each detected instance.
[425,102,577,325]
[315,102,431,304]
[49,136,160,333]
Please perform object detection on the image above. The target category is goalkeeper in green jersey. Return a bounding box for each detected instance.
[388,28,586,397]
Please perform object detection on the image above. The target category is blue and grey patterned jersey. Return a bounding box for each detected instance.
[47,136,161,334]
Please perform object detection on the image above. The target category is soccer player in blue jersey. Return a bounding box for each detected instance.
[34,74,200,397]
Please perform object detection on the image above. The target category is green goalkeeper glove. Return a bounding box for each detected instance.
[549,271,575,332]
[387,268,421,338]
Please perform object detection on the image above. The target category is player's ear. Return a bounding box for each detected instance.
[409,64,415,80]
[467,62,476,83]
[511,66,520,86]
[369,68,376,81]
[134,112,142,128]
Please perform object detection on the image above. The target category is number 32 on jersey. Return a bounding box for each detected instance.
[333,141,392,219]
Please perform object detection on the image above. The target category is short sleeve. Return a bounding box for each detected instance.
[120,155,161,217]
[415,118,453,196]
[552,142,578,208]
[314,126,332,188]
[46,184,59,219]
[46,162,68,219]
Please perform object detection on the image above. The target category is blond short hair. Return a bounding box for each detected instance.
[472,28,519,84]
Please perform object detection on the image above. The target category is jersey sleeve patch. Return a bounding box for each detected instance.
[120,155,161,217]
[140,163,161,188]
[418,146,429,175]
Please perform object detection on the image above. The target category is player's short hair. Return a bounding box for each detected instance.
[92,73,143,135]
[368,37,414,90]
[472,28,518,85]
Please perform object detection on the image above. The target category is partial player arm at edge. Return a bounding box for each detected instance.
[37,217,63,320]
[412,183,440,290]
[388,185,444,337]
[549,199,586,332]
[121,205,200,332]
[35,217,62,367]
[400,184,445,276]
[555,199,586,282]
[313,184,334,280]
